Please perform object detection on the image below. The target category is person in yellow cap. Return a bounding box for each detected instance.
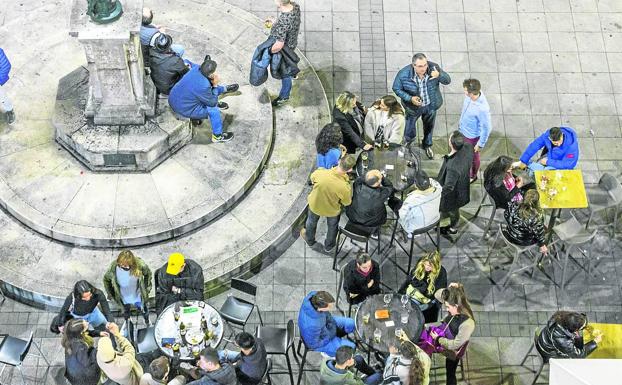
[154,253,205,314]
[96,322,143,385]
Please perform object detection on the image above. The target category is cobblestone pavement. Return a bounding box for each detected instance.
[2,0,622,384]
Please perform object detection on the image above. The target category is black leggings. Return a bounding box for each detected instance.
[445,357,459,385]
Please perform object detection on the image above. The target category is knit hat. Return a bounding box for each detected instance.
[166,253,185,275]
[153,33,172,52]
[97,336,116,363]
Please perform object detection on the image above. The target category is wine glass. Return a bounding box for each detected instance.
[374,328,382,343]
[383,294,392,307]
[401,294,409,308]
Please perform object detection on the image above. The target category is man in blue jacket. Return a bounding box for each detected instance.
[392,53,451,159]
[0,48,14,125]
[517,126,579,172]
[168,55,239,143]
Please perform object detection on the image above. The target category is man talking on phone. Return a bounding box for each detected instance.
[168,55,239,143]
[392,53,451,159]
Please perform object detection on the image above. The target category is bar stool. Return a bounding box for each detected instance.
[386,219,440,275]
[295,336,331,385]
[486,224,542,287]
[519,328,545,385]
[332,221,380,271]
[256,320,297,385]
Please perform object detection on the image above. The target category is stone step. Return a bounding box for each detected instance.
[0,0,330,309]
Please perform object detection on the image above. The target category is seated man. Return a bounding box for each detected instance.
[154,253,205,314]
[398,170,442,237]
[140,356,186,385]
[149,34,190,95]
[343,253,380,305]
[219,332,267,385]
[297,291,355,356]
[141,7,185,57]
[517,126,579,172]
[168,55,239,143]
[345,169,396,233]
[186,347,239,385]
[320,346,381,385]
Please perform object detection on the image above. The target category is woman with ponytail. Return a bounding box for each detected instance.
[383,339,430,385]
[62,319,102,385]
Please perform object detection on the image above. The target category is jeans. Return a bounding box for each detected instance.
[206,106,223,135]
[405,106,436,148]
[463,136,480,179]
[171,44,185,57]
[71,307,107,328]
[0,85,13,113]
[528,162,556,173]
[441,209,460,228]
[279,77,292,99]
[315,316,356,356]
[353,355,381,384]
[218,349,241,362]
[304,208,340,250]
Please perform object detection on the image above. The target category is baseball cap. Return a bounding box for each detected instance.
[166,253,185,275]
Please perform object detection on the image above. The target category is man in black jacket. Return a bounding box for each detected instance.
[155,253,204,314]
[343,253,381,305]
[438,131,473,235]
[186,347,239,385]
[219,332,268,385]
[346,169,395,232]
[149,33,189,95]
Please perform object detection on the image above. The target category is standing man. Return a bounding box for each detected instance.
[392,53,451,159]
[0,48,15,125]
[300,155,356,254]
[268,0,301,107]
[438,131,473,235]
[154,253,205,314]
[458,79,492,183]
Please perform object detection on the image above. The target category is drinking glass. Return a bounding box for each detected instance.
[400,312,409,324]
[373,328,381,343]
[401,294,409,308]
[394,328,403,339]
[383,294,392,307]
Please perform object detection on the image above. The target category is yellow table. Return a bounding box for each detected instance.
[534,169,589,209]
[584,323,622,359]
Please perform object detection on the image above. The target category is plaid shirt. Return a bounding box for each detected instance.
[413,73,431,107]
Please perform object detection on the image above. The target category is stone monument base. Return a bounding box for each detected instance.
[53,66,192,172]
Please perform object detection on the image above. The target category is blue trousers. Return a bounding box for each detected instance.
[405,106,436,148]
[279,77,292,99]
[315,316,356,357]
[528,162,556,173]
[71,307,107,328]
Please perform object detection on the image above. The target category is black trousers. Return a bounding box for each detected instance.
[445,356,459,385]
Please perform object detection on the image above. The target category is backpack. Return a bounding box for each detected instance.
[382,357,407,385]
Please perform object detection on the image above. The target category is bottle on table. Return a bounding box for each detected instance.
[180,322,187,337]
[174,303,181,322]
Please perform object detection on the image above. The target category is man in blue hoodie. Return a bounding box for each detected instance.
[0,48,14,125]
[168,55,239,143]
[517,126,579,172]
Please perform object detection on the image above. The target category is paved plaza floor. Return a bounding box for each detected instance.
[2,0,622,384]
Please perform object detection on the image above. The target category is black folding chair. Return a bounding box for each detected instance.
[0,331,50,385]
[220,278,264,345]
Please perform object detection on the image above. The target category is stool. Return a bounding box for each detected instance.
[387,219,440,275]
[256,320,297,385]
[332,221,380,271]
[487,224,542,287]
[295,337,331,385]
[519,328,545,385]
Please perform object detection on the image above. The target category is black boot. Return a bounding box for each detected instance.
[5,110,15,125]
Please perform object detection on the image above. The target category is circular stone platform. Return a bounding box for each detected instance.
[0,0,330,307]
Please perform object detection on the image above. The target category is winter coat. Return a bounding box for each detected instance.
[187,363,239,385]
[0,48,11,86]
[392,61,450,116]
[64,340,101,385]
[484,173,521,210]
[149,48,189,95]
[503,201,546,247]
[363,107,405,144]
[319,359,363,385]
[345,177,394,228]
[102,257,153,308]
[437,146,473,212]
[235,339,268,385]
[520,126,579,170]
[398,266,447,302]
[297,291,338,350]
[249,37,300,86]
[398,178,442,233]
[383,350,431,385]
[168,66,220,119]
[56,288,115,328]
[333,102,367,154]
[536,318,597,362]
[140,373,186,385]
[342,259,381,305]
[97,335,144,385]
[154,259,204,314]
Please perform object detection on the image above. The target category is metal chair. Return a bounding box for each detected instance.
[519,328,545,385]
[0,286,5,307]
[474,192,500,239]
[387,218,440,275]
[256,320,297,385]
[486,224,542,287]
[135,325,159,354]
[335,264,354,317]
[295,336,331,385]
[586,173,622,236]
[550,214,598,290]
[260,358,273,385]
[220,278,264,343]
[0,331,50,385]
[332,221,380,271]
[430,341,467,381]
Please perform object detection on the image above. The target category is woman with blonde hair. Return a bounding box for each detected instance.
[398,250,447,322]
[332,91,373,154]
[103,250,153,324]
[364,95,405,145]
[62,319,101,385]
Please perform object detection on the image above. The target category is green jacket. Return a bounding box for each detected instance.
[319,360,363,385]
[103,258,152,307]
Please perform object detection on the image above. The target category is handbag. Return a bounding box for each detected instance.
[416,316,456,357]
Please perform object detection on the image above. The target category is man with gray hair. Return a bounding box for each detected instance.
[393,53,451,159]
[346,169,396,232]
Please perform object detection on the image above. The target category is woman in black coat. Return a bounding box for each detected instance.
[483,156,527,209]
[342,253,381,305]
[61,319,102,385]
[332,91,373,154]
[504,189,548,255]
[536,311,600,362]
[398,251,447,322]
[438,131,473,234]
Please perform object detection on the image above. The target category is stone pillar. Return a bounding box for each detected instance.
[69,0,155,125]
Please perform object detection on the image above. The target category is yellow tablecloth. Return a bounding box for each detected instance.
[583,323,622,359]
[534,170,588,209]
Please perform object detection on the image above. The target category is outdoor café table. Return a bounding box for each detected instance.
[153,300,224,361]
[355,145,416,193]
[354,293,425,354]
[534,169,589,243]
